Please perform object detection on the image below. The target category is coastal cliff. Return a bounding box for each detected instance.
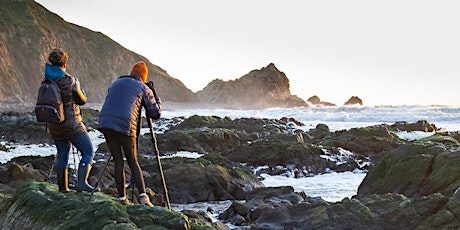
[0,0,195,111]
[1,0,311,111]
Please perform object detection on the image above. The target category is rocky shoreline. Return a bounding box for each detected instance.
[1,109,460,229]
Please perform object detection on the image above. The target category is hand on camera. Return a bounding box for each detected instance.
[146,81,157,96]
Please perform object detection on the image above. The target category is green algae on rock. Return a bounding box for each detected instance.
[0,181,219,229]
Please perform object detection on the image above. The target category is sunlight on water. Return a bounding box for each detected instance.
[260,171,367,202]
[163,105,460,131]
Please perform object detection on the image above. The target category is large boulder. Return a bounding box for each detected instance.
[0,111,50,144]
[0,181,222,229]
[170,115,303,136]
[0,108,102,145]
[220,177,460,229]
[6,163,46,182]
[319,124,406,156]
[139,154,264,204]
[389,120,438,132]
[357,134,460,198]
[152,127,250,154]
[224,140,360,176]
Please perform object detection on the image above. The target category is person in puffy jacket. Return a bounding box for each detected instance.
[98,61,161,207]
[44,48,96,193]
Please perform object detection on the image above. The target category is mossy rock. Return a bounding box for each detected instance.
[358,142,439,197]
[326,125,404,155]
[154,127,250,154]
[0,181,219,229]
[139,157,263,203]
[225,139,330,174]
[0,112,50,144]
[80,108,101,130]
[171,115,297,136]
[358,137,460,198]
[174,115,228,130]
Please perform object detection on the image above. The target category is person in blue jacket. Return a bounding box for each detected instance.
[98,61,162,206]
[44,48,97,193]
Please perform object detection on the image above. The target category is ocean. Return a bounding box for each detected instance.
[1,104,460,222]
[164,104,460,220]
[163,104,460,132]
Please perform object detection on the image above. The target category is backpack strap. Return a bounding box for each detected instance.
[53,75,74,107]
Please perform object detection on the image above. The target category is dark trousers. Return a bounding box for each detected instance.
[102,129,146,197]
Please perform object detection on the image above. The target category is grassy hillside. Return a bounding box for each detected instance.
[0,0,196,111]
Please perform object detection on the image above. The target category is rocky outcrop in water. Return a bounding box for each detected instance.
[196,63,308,109]
[344,96,363,106]
[307,95,336,107]
[219,135,460,229]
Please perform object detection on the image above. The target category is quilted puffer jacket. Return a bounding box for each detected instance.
[44,63,87,140]
[98,74,162,137]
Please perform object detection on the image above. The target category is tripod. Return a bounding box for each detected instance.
[83,153,111,208]
[147,117,171,210]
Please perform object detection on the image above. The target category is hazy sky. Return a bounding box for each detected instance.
[35,0,460,106]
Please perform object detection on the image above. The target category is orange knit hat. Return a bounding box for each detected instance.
[130,61,148,82]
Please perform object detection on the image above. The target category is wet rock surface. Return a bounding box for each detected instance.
[2,109,460,229]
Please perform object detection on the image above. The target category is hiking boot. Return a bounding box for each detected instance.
[139,194,154,207]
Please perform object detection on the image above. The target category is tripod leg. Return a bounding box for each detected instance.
[47,154,57,182]
[83,153,111,208]
[131,178,135,204]
[147,118,171,210]
[72,145,78,177]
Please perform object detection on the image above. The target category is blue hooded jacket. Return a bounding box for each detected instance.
[44,63,67,80]
[98,74,162,137]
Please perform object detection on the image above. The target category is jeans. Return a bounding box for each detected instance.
[54,131,94,170]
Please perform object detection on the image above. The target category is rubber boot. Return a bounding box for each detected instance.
[56,168,69,193]
[76,162,99,192]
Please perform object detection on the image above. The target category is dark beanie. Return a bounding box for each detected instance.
[48,48,68,66]
[130,61,148,83]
